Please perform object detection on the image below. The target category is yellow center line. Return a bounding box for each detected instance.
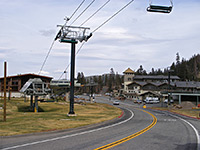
[94,109,157,150]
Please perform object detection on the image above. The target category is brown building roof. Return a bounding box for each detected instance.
[0,73,53,80]
[123,68,134,74]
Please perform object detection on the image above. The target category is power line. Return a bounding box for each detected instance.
[80,0,110,26]
[70,0,96,26]
[92,0,134,33]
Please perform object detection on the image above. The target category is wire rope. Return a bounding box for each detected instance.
[92,0,134,33]
[80,0,110,26]
[38,1,86,75]
[38,40,55,75]
[69,0,86,21]
[58,0,134,79]
[58,42,86,80]
[70,0,96,26]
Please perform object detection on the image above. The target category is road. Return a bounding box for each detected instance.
[1,96,200,150]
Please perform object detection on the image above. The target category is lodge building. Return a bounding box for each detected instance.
[123,68,200,104]
[0,74,52,97]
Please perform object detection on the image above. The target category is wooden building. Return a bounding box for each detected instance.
[0,74,52,97]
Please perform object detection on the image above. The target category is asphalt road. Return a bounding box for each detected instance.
[1,96,200,150]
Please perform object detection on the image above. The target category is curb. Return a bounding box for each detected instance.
[118,110,124,118]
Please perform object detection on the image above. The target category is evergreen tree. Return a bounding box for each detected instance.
[136,65,147,75]
[150,68,155,75]
[176,52,180,65]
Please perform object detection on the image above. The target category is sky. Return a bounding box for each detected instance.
[0,0,200,79]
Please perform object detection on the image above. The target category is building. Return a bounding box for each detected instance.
[0,73,52,97]
[123,68,200,105]
[50,79,81,96]
[123,68,135,92]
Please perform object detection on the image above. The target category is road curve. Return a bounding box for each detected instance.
[1,97,200,150]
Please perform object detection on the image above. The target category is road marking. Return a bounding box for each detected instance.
[2,108,134,150]
[94,109,157,150]
[163,119,176,122]
[170,114,200,150]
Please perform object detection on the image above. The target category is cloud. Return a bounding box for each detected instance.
[39,29,56,37]
[39,70,50,75]
[0,0,200,79]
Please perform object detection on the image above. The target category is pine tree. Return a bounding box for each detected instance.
[176,52,180,65]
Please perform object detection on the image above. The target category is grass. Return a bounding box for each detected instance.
[0,98,121,136]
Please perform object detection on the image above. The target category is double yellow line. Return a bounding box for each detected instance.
[94,109,157,150]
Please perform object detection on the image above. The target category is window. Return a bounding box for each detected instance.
[12,81,18,85]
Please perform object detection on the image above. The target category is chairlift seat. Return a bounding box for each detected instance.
[147,5,172,13]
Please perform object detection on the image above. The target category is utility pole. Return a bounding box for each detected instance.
[3,62,7,121]
[168,69,174,106]
[55,22,92,116]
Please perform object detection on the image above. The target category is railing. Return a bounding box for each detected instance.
[161,90,200,94]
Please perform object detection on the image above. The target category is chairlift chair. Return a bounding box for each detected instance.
[147,0,173,13]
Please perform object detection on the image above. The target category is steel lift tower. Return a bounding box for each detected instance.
[55,21,92,115]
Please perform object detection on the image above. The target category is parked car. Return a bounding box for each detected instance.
[145,97,159,104]
[105,93,111,96]
[164,99,174,103]
[113,100,120,105]
[137,99,142,104]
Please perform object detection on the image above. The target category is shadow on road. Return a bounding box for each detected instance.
[175,143,197,150]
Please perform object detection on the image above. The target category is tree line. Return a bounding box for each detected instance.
[135,53,200,81]
[77,53,200,93]
[77,68,123,93]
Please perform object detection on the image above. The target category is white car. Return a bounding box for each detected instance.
[113,100,120,105]
[145,97,159,104]
[164,99,174,103]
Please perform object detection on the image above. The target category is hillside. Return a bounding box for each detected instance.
[170,54,200,81]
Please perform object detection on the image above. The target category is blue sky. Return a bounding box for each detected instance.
[0,0,200,79]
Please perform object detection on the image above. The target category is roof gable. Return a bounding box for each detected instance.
[123,68,134,74]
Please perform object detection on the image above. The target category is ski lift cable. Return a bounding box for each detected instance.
[58,42,86,80]
[70,0,96,26]
[69,0,86,21]
[58,0,134,79]
[80,0,111,27]
[38,1,86,75]
[92,0,134,33]
[38,40,55,75]
[170,0,173,6]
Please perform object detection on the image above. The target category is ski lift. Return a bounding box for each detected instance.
[147,0,173,13]
[56,25,92,43]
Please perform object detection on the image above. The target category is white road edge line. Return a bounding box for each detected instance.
[121,101,200,150]
[171,114,200,150]
[2,108,134,150]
